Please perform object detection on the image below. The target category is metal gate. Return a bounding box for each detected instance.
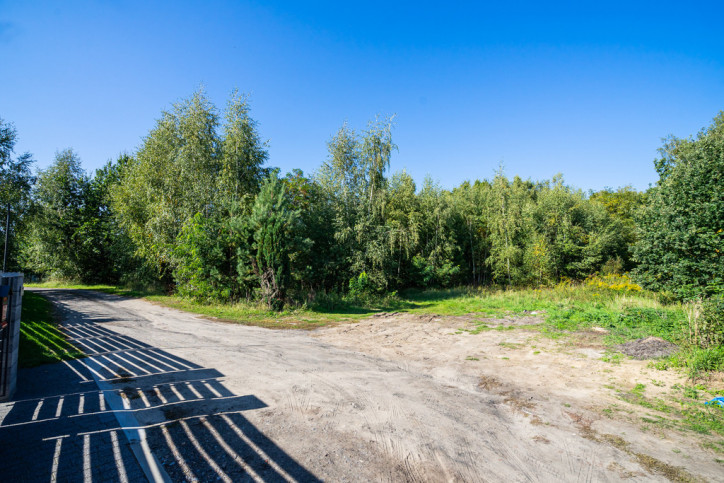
[0,273,22,401]
[0,284,11,399]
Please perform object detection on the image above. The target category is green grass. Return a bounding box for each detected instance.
[25,279,716,377]
[404,284,686,343]
[27,280,685,336]
[26,281,415,329]
[609,381,724,437]
[143,295,373,329]
[26,281,160,298]
[651,347,724,380]
[18,291,84,367]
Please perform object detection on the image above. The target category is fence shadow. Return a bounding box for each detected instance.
[0,289,321,482]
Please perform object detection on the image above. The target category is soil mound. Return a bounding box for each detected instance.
[616,337,678,360]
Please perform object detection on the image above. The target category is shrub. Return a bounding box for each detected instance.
[585,273,642,293]
[349,271,372,297]
[686,294,724,349]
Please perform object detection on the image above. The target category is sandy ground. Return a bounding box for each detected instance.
[31,290,724,482]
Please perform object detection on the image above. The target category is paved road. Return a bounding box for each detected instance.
[1,289,666,482]
[0,356,148,482]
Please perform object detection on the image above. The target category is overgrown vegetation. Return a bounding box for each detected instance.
[2,96,722,374]
[633,114,724,300]
[4,91,658,303]
[25,273,723,380]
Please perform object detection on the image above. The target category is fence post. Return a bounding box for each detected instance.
[0,272,24,401]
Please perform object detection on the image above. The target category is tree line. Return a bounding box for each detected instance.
[1,91,722,306]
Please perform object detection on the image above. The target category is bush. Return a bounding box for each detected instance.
[633,112,724,300]
[688,347,724,373]
[349,271,372,297]
[686,294,724,349]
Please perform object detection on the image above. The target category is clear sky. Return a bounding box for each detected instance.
[2,0,723,191]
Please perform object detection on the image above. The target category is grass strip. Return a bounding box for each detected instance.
[18,291,85,368]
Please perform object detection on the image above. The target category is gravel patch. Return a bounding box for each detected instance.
[616,337,679,360]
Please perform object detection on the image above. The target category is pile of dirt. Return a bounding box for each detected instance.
[616,337,678,360]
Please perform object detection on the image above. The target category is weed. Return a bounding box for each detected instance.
[585,274,643,294]
[701,441,724,454]
[680,405,724,436]
[601,352,624,364]
[573,416,699,483]
[684,295,724,349]
[619,385,673,415]
[498,342,524,349]
[465,356,479,361]
[478,375,502,391]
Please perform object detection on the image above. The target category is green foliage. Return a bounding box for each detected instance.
[590,185,645,270]
[112,89,222,276]
[282,169,337,294]
[219,89,269,202]
[412,255,460,287]
[248,173,301,309]
[20,151,137,284]
[78,155,143,283]
[21,149,89,279]
[683,295,724,350]
[112,89,268,281]
[445,172,629,287]
[0,117,35,271]
[655,346,724,380]
[487,173,528,284]
[633,112,724,299]
[414,177,460,287]
[686,347,724,376]
[13,88,721,346]
[316,117,399,292]
[174,213,238,301]
[699,295,724,348]
[348,271,372,297]
[606,307,684,343]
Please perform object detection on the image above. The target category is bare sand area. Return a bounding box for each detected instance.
[313,313,724,482]
[29,290,724,481]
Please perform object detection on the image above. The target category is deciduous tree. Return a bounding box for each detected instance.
[0,118,34,271]
[633,112,724,298]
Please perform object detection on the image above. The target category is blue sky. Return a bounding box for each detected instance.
[1,0,723,191]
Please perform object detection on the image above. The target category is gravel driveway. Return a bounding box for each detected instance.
[5,289,709,482]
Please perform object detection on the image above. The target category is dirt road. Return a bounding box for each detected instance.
[32,289,721,482]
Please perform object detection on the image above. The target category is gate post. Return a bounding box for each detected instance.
[0,272,23,401]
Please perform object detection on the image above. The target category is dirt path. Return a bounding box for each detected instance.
[34,290,721,482]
